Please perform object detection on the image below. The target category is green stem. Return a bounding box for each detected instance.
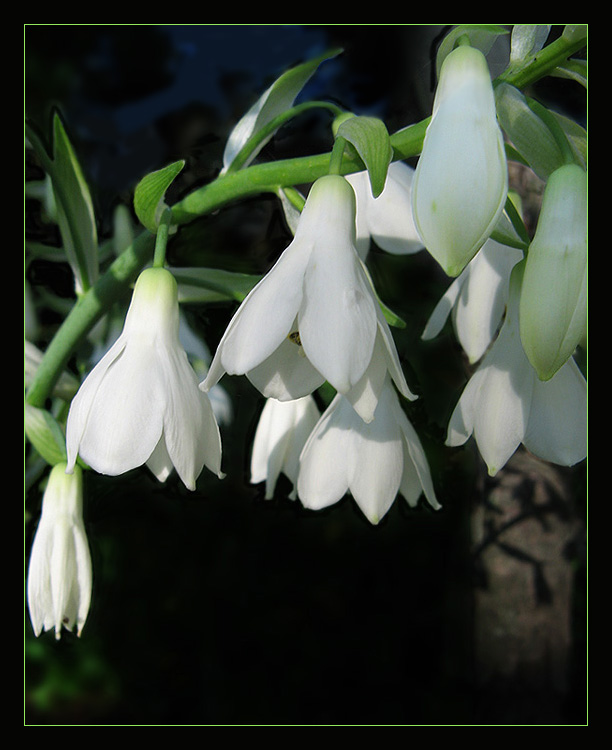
[25,230,155,409]
[495,27,587,90]
[153,208,173,268]
[328,136,347,175]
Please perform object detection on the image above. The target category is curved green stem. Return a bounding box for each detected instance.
[328,135,348,175]
[25,230,155,409]
[153,207,173,268]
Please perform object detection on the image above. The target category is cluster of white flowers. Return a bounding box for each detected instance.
[26,35,586,641]
[203,169,440,525]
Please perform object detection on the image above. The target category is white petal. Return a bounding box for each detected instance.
[246,328,325,401]
[374,305,418,401]
[523,356,587,467]
[158,348,223,489]
[348,401,404,524]
[343,336,389,423]
[361,161,424,256]
[422,275,464,341]
[395,407,441,510]
[472,329,534,476]
[250,399,280,486]
[453,240,523,363]
[65,335,127,472]
[72,343,166,477]
[205,240,311,382]
[297,396,352,510]
[445,366,484,447]
[251,396,319,499]
[146,435,174,484]
[299,240,377,393]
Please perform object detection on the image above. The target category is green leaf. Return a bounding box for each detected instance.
[379,298,406,329]
[336,115,392,198]
[25,404,67,467]
[509,25,551,65]
[551,57,587,89]
[134,160,185,233]
[169,266,261,303]
[26,113,99,292]
[222,48,342,172]
[495,83,566,180]
[436,25,508,77]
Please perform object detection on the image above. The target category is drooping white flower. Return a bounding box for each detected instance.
[422,238,524,363]
[66,267,223,490]
[27,463,92,640]
[446,261,587,476]
[519,163,588,381]
[412,44,508,277]
[250,395,320,499]
[201,174,417,423]
[297,377,440,525]
[345,160,424,259]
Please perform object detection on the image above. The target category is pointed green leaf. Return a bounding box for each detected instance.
[336,115,392,198]
[26,113,99,292]
[495,83,566,180]
[222,48,342,172]
[134,160,185,233]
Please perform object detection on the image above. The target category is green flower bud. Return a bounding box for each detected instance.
[519,163,587,380]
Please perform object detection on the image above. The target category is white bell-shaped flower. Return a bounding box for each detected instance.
[422,238,524,363]
[250,395,320,499]
[345,160,424,259]
[412,44,508,277]
[446,262,587,476]
[27,463,92,640]
[66,267,223,490]
[519,163,588,381]
[297,377,440,525]
[201,174,417,423]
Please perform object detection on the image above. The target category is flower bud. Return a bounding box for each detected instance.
[412,45,508,277]
[519,163,587,380]
[27,463,92,639]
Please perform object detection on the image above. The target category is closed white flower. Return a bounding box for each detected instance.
[422,238,524,363]
[66,267,223,490]
[346,160,424,259]
[519,163,588,381]
[250,395,320,499]
[27,463,92,640]
[201,174,417,423]
[297,377,440,525]
[412,45,508,277]
[446,262,587,476]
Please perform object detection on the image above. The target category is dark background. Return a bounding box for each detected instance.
[25,25,587,726]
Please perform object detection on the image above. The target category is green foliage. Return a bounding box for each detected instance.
[133,160,185,234]
[335,115,393,198]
